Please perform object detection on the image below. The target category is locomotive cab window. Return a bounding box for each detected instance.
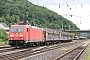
[10,27,24,32]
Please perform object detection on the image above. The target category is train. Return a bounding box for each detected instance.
[8,24,73,47]
[73,36,87,40]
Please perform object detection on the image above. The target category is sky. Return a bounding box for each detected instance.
[28,0,90,30]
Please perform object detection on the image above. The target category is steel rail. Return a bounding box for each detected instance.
[53,43,86,60]
[73,43,89,60]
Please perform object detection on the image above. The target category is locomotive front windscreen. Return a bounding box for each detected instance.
[10,27,24,32]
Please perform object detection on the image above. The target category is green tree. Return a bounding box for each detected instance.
[0,28,8,42]
[0,0,4,17]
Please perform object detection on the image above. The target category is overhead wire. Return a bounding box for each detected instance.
[30,0,82,18]
[44,0,58,7]
[29,0,38,5]
[72,0,81,18]
[50,0,57,5]
[37,0,39,5]
[56,0,74,4]
[73,0,83,25]
[54,0,81,18]
[77,0,83,7]
[57,0,82,17]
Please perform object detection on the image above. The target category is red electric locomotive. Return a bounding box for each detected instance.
[8,24,45,47]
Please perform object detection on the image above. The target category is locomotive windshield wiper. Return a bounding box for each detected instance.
[16,29,18,32]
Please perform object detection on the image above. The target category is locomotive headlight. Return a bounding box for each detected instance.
[10,38,13,40]
[20,38,23,39]
[19,34,23,37]
[10,35,14,37]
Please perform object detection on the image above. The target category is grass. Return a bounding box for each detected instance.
[86,40,90,60]
[0,41,8,45]
[86,48,90,60]
[0,41,6,44]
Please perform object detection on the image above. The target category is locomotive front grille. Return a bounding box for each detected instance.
[9,40,25,46]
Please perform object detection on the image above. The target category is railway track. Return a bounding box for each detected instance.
[0,45,10,49]
[54,43,89,60]
[0,40,77,53]
[0,47,16,53]
[0,45,14,53]
[0,40,85,60]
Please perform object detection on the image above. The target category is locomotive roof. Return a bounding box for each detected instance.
[29,25,44,30]
[11,25,44,30]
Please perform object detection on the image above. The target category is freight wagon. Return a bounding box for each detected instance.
[8,24,73,47]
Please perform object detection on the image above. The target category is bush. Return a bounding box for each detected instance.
[0,28,8,42]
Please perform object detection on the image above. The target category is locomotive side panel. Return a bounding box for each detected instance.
[28,28,44,42]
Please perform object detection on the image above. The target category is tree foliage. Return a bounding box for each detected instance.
[0,28,8,42]
[0,0,79,30]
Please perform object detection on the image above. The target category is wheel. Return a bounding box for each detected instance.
[23,44,28,48]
